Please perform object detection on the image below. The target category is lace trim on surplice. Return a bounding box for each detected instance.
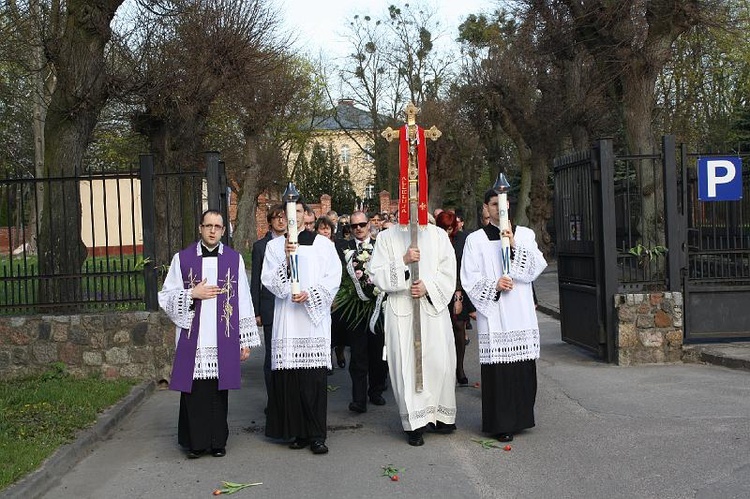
[266,261,291,298]
[478,328,540,364]
[271,336,330,370]
[240,316,261,348]
[193,346,219,379]
[164,289,194,330]
[304,285,332,326]
[510,244,539,282]
[389,261,401,288]
[400,404,457,429]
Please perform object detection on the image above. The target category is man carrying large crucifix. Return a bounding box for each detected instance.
[369,103,457,447]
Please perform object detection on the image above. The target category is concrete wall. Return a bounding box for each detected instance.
[0,311,175,382]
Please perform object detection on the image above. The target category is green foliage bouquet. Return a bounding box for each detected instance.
[333,242,386,332]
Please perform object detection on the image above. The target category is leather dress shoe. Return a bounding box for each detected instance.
[369,394,386,406]
[187,449,205,459]
[289,438,309,449]
[432,421,457,434]
[335,346,346,368]
[497,433,514,442]
[349,402,367,413]
[310,441,329,454]
[406,429,424,447]
[211,448,226,457]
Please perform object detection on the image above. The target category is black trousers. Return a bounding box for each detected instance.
[177,378,229,451]
[348,320,387,405]
[481,360,537,435]
[265,368,328,442]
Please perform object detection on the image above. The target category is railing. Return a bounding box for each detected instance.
[0,153,228,315]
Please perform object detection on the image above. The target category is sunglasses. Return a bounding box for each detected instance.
[351,222,369,229]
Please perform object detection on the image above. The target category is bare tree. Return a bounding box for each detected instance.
[8,0,125,310]
[557,0,718,246]
[131,0,283,263]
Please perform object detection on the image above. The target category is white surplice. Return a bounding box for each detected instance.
[369,224,457,431]
[261,233,342,370]
[158,243,260,380]
[460,225,547,365]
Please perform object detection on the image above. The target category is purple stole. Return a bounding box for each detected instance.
[169,242,242,393]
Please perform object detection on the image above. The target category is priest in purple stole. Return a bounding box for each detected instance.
[159,210,260,459]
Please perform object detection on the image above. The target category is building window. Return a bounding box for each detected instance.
[340,145,350,164]
[364,183,375,200]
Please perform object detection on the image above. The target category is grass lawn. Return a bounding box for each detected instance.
[0,363,137,491]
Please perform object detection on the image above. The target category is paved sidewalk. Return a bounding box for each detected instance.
[4,258,749,498]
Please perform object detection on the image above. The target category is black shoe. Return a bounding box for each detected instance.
[431,421,457,434]
[211,448,226,457]
[349,402,367,413]
[497,433,514,442]
[406,429,424,446]
[187,449,205,459]
[310,440,329,454]
[335,346,346,368]
[457,376,469,387]
[369,394,386,406]
[289,438,309,450]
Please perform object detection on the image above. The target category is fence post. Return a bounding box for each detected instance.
[140,154,159,311]
[662,135,683,291]
[205,151,221,212]
[593,138,618,363]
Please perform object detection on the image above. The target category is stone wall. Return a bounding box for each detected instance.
[615,292,683,365]
[0,311,175,381]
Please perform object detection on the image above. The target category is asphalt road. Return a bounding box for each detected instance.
[33,312,750,499]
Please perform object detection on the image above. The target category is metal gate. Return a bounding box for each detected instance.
[553,142,618,361]
[554,137,750,360]
[681,148,750,342]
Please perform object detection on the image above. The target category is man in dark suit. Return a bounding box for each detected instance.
[251,204,287,409]
[344,211,388,413]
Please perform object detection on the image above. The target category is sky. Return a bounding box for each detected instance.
[277,0,496,62]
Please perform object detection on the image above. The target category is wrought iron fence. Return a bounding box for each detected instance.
[682,147,750,285]
[0,165,145,314]
[0,153,228,315]
[613,151,669,289]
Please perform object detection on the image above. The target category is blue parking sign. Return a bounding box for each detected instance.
[697,157,742,201]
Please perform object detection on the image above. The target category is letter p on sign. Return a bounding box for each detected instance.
[697,157,743,201]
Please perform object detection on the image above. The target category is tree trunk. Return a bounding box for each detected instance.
[147,118,205,266]
[528,151,553,257]
[622,62,664,250]
[232,133,261,252]
[37,0,123,312]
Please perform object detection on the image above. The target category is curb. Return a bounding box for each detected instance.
[2,380,155,499]
[536,303,560,320]
[682,345,750,373]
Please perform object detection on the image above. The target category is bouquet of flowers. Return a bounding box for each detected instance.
[333,242,385,332]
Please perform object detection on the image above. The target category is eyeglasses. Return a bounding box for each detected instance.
[350,222,369,229]
[201,224,224,231]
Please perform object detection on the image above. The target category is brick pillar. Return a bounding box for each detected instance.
[256,192,269,240]
[320,194,332,217]
[379,191,391,214]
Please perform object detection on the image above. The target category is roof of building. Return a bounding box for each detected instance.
[313,99,384,131]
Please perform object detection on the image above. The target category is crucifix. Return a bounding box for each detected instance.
[381,102,441,393]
